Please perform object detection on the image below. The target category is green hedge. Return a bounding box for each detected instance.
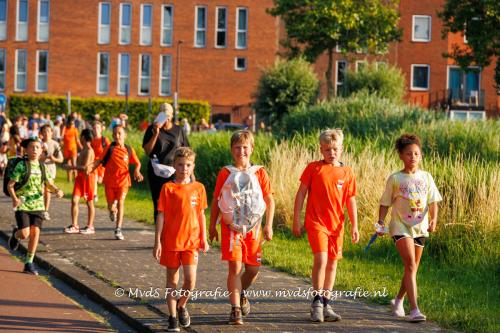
[7,95,211,127]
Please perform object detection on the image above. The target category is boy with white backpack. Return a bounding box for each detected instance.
[209,130,275,325]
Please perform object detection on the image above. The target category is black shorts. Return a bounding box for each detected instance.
[392,235,426,247]
[15,211,44,229]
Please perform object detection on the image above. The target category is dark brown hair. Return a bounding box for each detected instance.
[395,134,421,153]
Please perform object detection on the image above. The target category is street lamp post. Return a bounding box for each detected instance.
[174,40,184,123]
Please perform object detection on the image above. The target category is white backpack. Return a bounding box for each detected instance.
[218,165,267,249]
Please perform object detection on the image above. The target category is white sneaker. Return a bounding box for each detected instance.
[115,228,124,240]
[390,298,405,317]
[310,299,324,322]
[406,309,426,322]
[324,303,341,322]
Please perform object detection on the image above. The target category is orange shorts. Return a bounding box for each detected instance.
[221,223,262,266]
[96,165,105,179]
[72,172,96,202]
[307,228,344,260]
[160,249,198,269]
[63,148,78,160]
[105,186,128,205]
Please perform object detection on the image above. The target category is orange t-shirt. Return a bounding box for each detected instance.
[100,144,140,188]
[158,181,208,251]
[300,161,356,234]
[62,126,79,151]
[213,166,273,223]
[91,136,110,159]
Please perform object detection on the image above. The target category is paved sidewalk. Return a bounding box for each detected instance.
[0,246,112,332]
[0,195,445,332]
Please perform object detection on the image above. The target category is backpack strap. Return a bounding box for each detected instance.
[247,165,262,174]
[40,161,47,184]
[101,136,107,148]
[17,158,31,190]
[101,142,132,167]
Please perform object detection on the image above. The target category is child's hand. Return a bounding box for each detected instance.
[55,189,64,198]
[351,227,360,244]
[12,198,21,210]
[153,243,161,260]
[134,170,144,182]
[263,224,273,241]
[428,220,437,233]
[200,240,210,253]
[292,222,303,237]
[209,225,218,243]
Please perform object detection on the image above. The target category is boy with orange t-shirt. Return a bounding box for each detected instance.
[209,130,275,325]
[90,121,110,202]
[91,125,143,240]
[62,117,81,182]
[153,147,209,332]
[293,128,359,323]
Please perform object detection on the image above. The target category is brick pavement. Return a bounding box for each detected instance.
[0,195,447,332]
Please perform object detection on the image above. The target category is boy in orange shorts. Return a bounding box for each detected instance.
[62,117,81,182]
[64,129,96,234]
[90,121,110,202]
[209,130,275,325]
[293,128,359,323]
[91,125,143,240]
[153,147,209,331]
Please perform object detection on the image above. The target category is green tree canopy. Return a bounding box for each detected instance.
[268,0,401,99]
[439,0,500,93]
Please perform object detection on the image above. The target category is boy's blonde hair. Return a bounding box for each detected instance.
[230,130,254,147]
[319,128,344,145]
[174,147,196,162]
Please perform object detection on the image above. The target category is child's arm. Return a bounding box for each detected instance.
[7,180,22,209]
[51,145,64,164]
[292,183,308,237]
[133,160,143,182]
[199,209,209,252]
[45,179,64,198]
[428,202,438,232]
[263,193,275,241]
[153,212,164,260]
[209,199,219,242]
[347,196,359,243]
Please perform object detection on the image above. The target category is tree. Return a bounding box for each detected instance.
[268,0,401,99]
[439,0,500,93]
[253,58,319,125]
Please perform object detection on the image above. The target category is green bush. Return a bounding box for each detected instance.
[253,57,319,125]
[340,63,406,103]
[7,95,210,127]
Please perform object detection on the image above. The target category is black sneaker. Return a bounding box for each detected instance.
[167,315,180,332]
[240,294,250,316]
[8,227,19,251]
[178,306,191,327]
[229,306,243,325]
[23,262,39,276]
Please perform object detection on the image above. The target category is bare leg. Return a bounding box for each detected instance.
[241,264,259,292]
[86,200,95,228]
[228,261,243,306]
[323,259,338,300]
[71,195,80,227]
[116,196,126,229]
[312,252,328,293]
[27,225,40,254]
[396,244,424,300]
[177,265,197,308]
[395,238,419,311]
[166,268,180,317]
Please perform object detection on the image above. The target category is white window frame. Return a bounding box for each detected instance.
[412,15,431,42]
[35,50,48,92]
[194,6,207,48]
[335,60,347,96]
[119,3,132,45]
[159,54,171,96]
[0,0,8,41]
[235,7,248,49]
[0,48,6,91]
[410,64,430,91]
[355,60,367,72]
[117,53,130,95]
[16,0,28,41]
[14,49,27,92]
[98,2,111,44]
[234,57,247,71]
[138,54,151,95]
[140,3,152,46]
[376,61,387,70]
[97,52,110,94]
[160,4,173,47]
[215,6,227,48]
[37,0,50,42]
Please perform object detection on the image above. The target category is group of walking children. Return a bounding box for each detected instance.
[152,128,441,332]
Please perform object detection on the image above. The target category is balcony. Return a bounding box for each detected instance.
[446,89,485,111]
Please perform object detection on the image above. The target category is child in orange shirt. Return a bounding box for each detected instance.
[293,128,359,323]
[209,130,275,325]
[153,147,209,332]
[62,117,81,182]
[90,120,110,202]
[91,125,143,240]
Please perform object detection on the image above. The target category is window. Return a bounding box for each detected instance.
[376,61,388,70]
[336,60,347,95]
[98,2,111,44]
[119,3,132,45]
[0,49,5,90]
[15,49,27,91]
[138,54,151,95]
[411,64,430,90]
[194,6,207,47]
[215,7,227,48]
[97,53,109,94]
[140,4,152,45]
[0,0,7,40]
[16,0,28,41]
[235,57,246,71]
[236,7,248,49]
[36,50,48,92]
[412,15,431,42]
[117,53,130,95]
[161,5,173,46]
[356,60,367,72]
[159,55,171,96]
[37,0,50,42]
